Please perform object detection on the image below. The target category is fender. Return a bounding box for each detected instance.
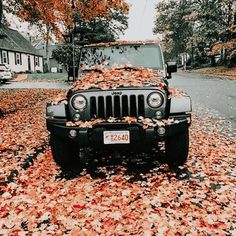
[170,96,192,114]
[46,103,66,118]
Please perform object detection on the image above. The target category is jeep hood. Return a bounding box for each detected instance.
[71,66,166,92]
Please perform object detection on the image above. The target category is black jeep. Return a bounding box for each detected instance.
[46,41,192,168]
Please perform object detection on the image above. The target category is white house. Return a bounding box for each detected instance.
[33,40,63,72]
[0,26,43,73]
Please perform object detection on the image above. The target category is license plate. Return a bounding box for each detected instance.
[103,131,130,144]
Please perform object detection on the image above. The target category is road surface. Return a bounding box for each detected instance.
[1,72,236,135]
[0,81,70,89]
[170,72,236,136]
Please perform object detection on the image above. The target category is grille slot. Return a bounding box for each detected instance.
[122,95,128,117]
[98,97,105,118]
[90,94,145,119]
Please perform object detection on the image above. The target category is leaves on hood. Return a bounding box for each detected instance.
[51,91,68,105]
[71,66,165,91]
[168,87,187,97]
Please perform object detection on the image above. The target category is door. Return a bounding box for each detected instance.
[28,55,31,71]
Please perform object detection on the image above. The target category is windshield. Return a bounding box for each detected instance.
[80,44,164,70]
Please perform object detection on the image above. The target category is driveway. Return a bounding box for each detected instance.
[0,81,70,89]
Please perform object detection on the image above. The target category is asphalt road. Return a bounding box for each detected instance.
[170,72,236,136]
[1,72,236,135]
[0,81,70,89]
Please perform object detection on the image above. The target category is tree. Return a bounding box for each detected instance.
[5,0,72,71]
[52,8,128,80]
[208,1,236,66]
[0,0,3,25]
[52,43,81,73]
[154,0,236,67]
[154,0,194,61]
[69,9,128,44]
[3,0,129,71]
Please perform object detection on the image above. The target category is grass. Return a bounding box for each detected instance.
[27,72,68,82]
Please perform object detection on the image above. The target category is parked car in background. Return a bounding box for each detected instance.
[0,64,13,84]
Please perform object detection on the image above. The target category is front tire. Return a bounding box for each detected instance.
[165,130,189,168]
[50,135,79,168]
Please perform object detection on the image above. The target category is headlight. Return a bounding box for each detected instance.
[147,92,163,108]
[71,95,87,110]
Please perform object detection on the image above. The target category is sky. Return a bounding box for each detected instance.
[121,0,160,40]
[7,0,161,41]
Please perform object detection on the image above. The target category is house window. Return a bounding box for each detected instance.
[15,53,21,65]
[2,51,8,64]
[35,57,39,66]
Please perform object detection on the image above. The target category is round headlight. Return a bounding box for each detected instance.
[147,92,163,108]
[71,95,87,110]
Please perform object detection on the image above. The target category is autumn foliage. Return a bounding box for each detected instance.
[6,0,129,39]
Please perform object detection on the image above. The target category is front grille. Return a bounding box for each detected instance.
[90,95,145,118]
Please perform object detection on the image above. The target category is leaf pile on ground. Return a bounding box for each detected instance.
[194,67,236,79]
[0,89,63,184]
[72,66,166,91]
[0,107,235,234]
[0,89,48,115]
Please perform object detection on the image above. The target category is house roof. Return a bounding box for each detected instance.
[0,26,43,56]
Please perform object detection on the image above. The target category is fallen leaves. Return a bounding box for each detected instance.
[0,89,236,235]
[194,67,236,79]
[51,91,68,105]
[72,66,165,91]
[85,40,161,48]
[0,89,46,116]
[168,87,187,97]
[66,116,179,129]
[0,89,63,184]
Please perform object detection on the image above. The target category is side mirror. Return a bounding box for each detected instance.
[167,62,177,73]
[166,62,177,79]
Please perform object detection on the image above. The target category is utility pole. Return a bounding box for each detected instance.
[72,31,75,82]
[72,0,76,82]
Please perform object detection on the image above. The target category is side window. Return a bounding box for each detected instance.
[2,51,8,64]
[35,56,39,66]
[16,53,21,65]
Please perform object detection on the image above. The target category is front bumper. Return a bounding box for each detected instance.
[46,117,190,148]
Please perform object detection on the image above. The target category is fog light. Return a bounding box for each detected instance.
[155,111,162,119]
[73,113,80,121]
[69,130,77,138]
[157,127,166,136]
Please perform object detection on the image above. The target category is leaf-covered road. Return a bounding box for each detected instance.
[0,89,235,235]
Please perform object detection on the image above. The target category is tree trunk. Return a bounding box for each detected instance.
[210,56,216,67]
[45,27,50,73]
[0,0,3,26]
